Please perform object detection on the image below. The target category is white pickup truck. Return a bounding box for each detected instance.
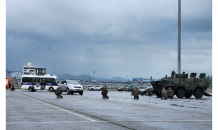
[58,80,83,95]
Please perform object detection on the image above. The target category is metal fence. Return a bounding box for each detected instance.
[82,82,151,90]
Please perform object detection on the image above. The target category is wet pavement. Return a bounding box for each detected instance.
[6,90,212,130]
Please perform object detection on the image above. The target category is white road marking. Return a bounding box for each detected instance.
[7,110,61,112]
[7,107,53,109]
[18,93,97,122]
[122,120,212,122]
[6,115,81,117]
[6,120,212,124]
[7,121,107,124]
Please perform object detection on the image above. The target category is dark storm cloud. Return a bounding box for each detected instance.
[182,17,212,33]
[6,0,212,78]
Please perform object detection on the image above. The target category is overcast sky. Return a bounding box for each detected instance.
[6,0,212,79]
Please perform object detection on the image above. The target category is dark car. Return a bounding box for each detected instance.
[138,87,147,95]
[117,86,125,91]
[123,85,134,91]
[139,86,154,95]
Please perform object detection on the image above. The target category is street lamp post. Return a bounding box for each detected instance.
[93,71,95,86]
[178,0,181,74]
[89,74,92,85]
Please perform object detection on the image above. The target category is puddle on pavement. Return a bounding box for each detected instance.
[170,104,184,107]
[187,106,199,109]
[183,100,191,102]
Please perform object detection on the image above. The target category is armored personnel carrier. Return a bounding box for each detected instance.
[151,71,211,99]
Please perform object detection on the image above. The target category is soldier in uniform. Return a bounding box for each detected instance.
[101,85,109,99]
[167,87,174,99]
[161,87,168,100]
[131,89,134,95]
[55,87,63,98]
[147,88,153,96]
[133,87,140,100]
[11,83,15,92]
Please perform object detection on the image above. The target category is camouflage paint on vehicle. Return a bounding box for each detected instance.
[151,71,211,99]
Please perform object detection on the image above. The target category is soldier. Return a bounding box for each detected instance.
[161,87,168,100]
[101,85,109,99]
[55,87,63,98]
[11,83,15,92]
[150,88,153,96]
[146,88,150,96]
[167,87,174,99]
[133,87,140,100]
[147,88,153,96]
[131,89,134,95]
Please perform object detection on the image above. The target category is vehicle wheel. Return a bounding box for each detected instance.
[29,88,32,92]
[79,91,83,95]
[91,89,93,91]
[176,89,185,98]
[185,93,192,98]
[67,88,70,94]
[49,87,54,92]
[194,89,203,99]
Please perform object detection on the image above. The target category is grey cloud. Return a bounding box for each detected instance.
[6,0,212,79]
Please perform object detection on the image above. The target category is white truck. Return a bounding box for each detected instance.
[88,85,103,91]
[58,80,83,95]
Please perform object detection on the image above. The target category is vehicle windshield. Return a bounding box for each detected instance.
[67,80,79,85]
[139,87,146,89]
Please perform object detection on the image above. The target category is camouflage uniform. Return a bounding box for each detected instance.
[101,86,109,99]
[131,89,134,95]
[11,83,15,91]
[161,87,168,100]
[55,87,63,98]
[147,88,153,96]
[29,85,35,92]
[133,88,140,99]
[167,87,174,99]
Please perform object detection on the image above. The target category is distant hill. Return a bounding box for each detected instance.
[56,73,127,82]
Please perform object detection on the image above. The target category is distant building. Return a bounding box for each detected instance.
[132,78,156,82]
[9,72,23,79]
[23,62,46,75]
[35,68,46,75]
[23,62,35,75]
